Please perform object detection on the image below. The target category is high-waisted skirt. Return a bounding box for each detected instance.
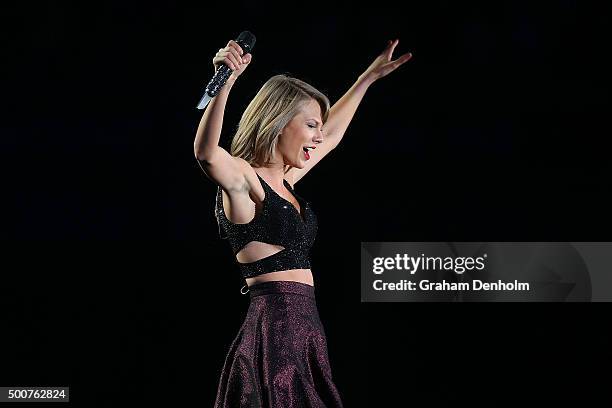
[214,280,344,408]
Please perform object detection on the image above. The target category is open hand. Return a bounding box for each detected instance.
[361,39,412,82]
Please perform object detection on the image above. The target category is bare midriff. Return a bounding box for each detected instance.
[245,269,314,287]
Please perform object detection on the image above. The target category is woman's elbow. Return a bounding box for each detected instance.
[194,145,216,164]
[194,142,207,162]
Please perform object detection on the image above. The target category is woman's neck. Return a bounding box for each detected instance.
[254,163,289,187]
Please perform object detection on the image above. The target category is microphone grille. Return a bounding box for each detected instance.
[236,31,256,53]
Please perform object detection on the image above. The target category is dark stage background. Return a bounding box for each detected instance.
[3,1,611,406]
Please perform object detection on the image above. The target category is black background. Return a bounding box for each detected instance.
[2,0,611,406]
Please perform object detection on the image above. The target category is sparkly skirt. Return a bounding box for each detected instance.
[214,280,344,408]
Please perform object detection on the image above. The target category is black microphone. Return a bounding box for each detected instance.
[196,31,256,110]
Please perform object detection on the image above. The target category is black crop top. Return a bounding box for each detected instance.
[215,172,318,278]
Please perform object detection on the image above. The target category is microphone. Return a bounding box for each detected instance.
[196,31,256,110]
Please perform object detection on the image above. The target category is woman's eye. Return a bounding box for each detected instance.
[308,124,316,128]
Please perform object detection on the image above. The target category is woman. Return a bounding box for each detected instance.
[195,37,412,407]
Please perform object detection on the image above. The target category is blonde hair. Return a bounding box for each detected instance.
[230,74,330,172]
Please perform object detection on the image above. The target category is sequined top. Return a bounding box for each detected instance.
[215,172,318,278]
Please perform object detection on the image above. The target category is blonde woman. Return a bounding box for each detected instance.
[195,37,412,407]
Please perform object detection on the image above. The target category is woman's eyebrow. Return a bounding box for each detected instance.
[307,118,322,125]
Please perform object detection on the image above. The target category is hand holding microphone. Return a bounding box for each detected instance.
[213,40,253,85]
[197,31,256,109]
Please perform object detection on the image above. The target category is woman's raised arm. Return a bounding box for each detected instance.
[324,39,412,146]
[287,39,412,185]
[193,40,253,190]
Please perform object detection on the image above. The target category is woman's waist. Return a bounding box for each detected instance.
[237,248,313,280]
[245,274,317,299]
[245,269,313,287]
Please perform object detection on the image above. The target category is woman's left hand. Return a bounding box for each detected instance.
[360,39,412,82]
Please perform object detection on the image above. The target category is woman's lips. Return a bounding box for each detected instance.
[302,146,315,160]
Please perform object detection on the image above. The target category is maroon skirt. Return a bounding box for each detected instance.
[214,280,344,408]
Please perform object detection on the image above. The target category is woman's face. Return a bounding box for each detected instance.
[276,99,324,168]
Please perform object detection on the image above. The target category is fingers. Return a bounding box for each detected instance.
[214,52,239,70]
[384,39,413,67]
[385,39,399,58]
[227,48,243,69]
[385,52,413,74]
[389,39,399,52]
[226,40,245,64]
[231,52,252,70]
[226,40,244,56]
[215,48,242,70]
[219,40,249,70]
[396,52,413,65]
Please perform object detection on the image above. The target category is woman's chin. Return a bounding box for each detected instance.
[292,157,306,168]
[284,154,307,169]
[284,160,303,169]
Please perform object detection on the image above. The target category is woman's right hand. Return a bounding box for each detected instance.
[212,40,252,84]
